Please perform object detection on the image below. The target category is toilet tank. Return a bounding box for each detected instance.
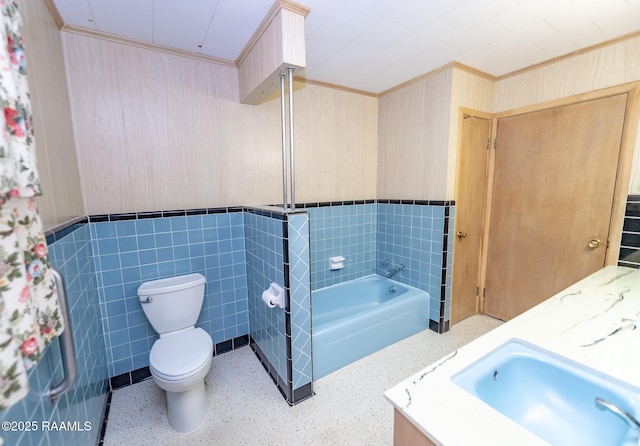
[137,273,206,334]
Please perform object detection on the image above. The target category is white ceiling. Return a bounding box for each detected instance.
[51,0,640,94]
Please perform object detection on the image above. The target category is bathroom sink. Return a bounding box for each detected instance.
[452,339,640,446]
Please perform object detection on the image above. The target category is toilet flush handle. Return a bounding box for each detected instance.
[142,296,153,303]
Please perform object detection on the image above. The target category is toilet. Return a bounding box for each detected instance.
[137,273,213,433]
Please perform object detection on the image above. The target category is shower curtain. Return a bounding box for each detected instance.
[0,1,63,411]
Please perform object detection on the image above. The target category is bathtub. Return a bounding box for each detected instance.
[312,275,430,379]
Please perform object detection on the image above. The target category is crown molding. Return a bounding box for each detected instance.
[297,77,379,98]
[42,0,64,28]
[61,25,236,67]
[498,29,640,81]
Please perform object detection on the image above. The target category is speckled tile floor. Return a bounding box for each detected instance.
[103,315,502,446]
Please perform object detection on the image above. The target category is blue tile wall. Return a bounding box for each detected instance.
[376,202,455,331]
[287,213,312,392]
[0,198,454,442]
[306,201,454,331]
[52,202,452,386]
[0,224,109,446]
[307,203,377,290]
[244,210,288,384]
[88,207,311,385]
[245,208,313,403]
[90,213,248,377]
[376,203,442,294]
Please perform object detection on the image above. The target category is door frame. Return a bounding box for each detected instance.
[476,82,640,314]
[451,107,492,323]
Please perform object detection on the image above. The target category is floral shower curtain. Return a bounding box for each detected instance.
[0,1,64,411]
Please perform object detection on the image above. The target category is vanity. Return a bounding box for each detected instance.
[385,266,640,445]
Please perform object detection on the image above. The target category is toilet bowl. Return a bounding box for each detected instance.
[137,274,213,433]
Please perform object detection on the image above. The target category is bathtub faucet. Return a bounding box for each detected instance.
[595,398,640,434]
[385,263,405,278]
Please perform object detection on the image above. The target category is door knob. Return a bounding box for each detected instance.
[456,231,468,239]
[588,239,601,249]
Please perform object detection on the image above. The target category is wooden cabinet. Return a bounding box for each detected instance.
[393,409,438,446]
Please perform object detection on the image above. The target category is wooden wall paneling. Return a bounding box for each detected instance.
[62,34,129,215]
[295,83,336,202]
[295,83,377,202]
[20,0,84,230]
[63,34,281,213]
[203,61,237,207]
[376,92,398,198]
[494,36,640,112]
[394,81,425,198]
[238,11,280,103]
[237,94,282,207]
[377,68,452,200]
[377,89,405,199]
[117,44,169,212]
[281,8,306,69]
[63,33,378,213]
[20,0,54,223]
[169,55,208,210]
[379,83,420,199]
[341,90,378,200]
[188,56,283,209]
[202,62,244,207]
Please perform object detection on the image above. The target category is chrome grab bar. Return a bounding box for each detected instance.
[46,267,77,401]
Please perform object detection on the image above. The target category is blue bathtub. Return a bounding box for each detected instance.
[312,275,430,379]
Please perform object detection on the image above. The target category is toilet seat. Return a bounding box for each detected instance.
[149,327,213,381]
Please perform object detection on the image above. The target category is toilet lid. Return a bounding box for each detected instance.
[150,328,213,379]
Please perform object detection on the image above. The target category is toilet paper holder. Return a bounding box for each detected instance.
[262,283,286,309]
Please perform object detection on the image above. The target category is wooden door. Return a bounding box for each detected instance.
[483,94,627,321]
[451,113,491,324]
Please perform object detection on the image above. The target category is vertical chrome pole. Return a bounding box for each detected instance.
[280,72,288,212]
[287,66,296,212]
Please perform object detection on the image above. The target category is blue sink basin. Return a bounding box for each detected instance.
[452,339,640,446]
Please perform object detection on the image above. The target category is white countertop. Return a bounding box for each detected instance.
[384,265,640,445]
